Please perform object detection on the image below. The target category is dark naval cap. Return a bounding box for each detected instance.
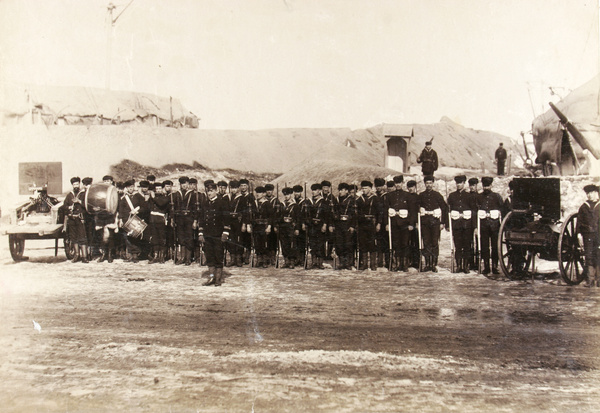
[583,184,599,193]
[454,175,467,184]
[239,178,249,185]
[146,174,156,181]
[124,180,135,188]
[255,186,266,193]
[189,178,198,184]
[293,185,303,193]
[102,175,113,181]
[481,177,494,187]
[468,177,479,186]
[282,187,293,195]
[179,176,189,184]
[70,176,81,184]
[361,180,373,188]
[386,181,395,188]
[424,175,435,183]
[374,178,385,187]
[163,180,173,186]
[205,182,217,191]
[338,182,349,190]
[320,180,332,188]
[82,177,93,185]
[139,180,150,188]
[406,180,417,188]
[265,183,275,191]
[229,180,240,188]
[311,183,322,191]
[218,180,228,187]
[393,175,404,183]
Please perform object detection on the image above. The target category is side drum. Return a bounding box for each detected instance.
[85,183,119,215]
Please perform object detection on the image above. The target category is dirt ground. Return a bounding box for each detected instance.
[0,233,599,412]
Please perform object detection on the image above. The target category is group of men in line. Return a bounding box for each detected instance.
[59,172,522,282]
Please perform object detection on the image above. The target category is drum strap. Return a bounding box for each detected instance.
[124,195,139,215]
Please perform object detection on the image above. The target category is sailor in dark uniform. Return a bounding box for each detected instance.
[148,181,170,264]
[321,180,337,260]
[118,180,149,263]
[384,175,418,271]
[577,184,600,287]
[476,176,505,274]
[467,177,480,270]
[293,185,309,267]
[239,178,256,265]
[447,175,477,273]
[253,186,273,268]
[417,140,438,176]
[406,180,421,269]
[335,183,357,270]
[418,176,449,272]
[307,183,330,269]
[63,177,89,263]
[163,180,176,261]
[173,176,197,265]
[265,183,281,266]
[356,181,381,271]
[199,182,231,286]
[279,187,300,268]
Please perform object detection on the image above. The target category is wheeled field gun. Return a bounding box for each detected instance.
[497,178,585,285]
[549,102,600,160]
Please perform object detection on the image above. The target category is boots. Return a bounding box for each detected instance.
[358,253,367,271]
[482,259,491,275]
[263,254,269,268]
[98,249,107,263]
[243,250,250,265]
[492,259,499,274]
[204,267,216,286]
[370,252,377,271]
[184,248,191,266]
[377,252,384,268]
[215,268,224,286]
[584,266,595,287]
[432,257,438,273]
[421,257,429,272]
[81,246,89,263]
[107,249,114,263]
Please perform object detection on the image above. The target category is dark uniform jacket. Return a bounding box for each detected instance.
[308,196,331,228]
[384,189,418,228]
[335,194,357,228]
[280,199,301,230]
[576,200,600,235]
[254,198,274,227]
[119,192,149,223]
[476,190,505,230]
[418,189,449,227]
[447,190,476,230]
[198,195,230,237]
[417,148,439,175]
[357,193,381,227]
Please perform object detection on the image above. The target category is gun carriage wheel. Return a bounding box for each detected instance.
[498,211,534,280]
[8,235,26,261]
[63,238,77,260]
[558,212,585,285]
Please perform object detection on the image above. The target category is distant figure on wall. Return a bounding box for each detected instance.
[417,140,438,176]
[495,143,507,176]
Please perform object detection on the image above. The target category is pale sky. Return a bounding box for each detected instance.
[0,0,598,138]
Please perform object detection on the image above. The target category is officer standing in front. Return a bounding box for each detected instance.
[418,176,448,272]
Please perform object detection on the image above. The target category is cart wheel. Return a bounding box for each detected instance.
[9,235,27,261]
[558,213,585,285]
[498,211,533,280]
[63,239,76,260]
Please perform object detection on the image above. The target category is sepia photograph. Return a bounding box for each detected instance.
[0,0,599,411]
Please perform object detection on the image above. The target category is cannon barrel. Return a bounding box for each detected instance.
[549,102,600,159]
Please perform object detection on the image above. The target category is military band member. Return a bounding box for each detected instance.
[118,180,149,263]
[335,183,357,270]
[357,181,381,271]
[94,203,118,263]
[199,182,231,286]
[576,184,600,287]
[418,176,449,272]
[81,177,96,257]
[146,174,156,186]
[447,175,476,273]
[293,185,308,267]
[279,187,300,268]
[265,183,281,266]
[102,175,114,185]
[307,183,331,269]
[477,176,504,275]
[62,177,89,263]
[253,186,273,268]
[384,175,418,271]
[148,181,170,264]
[217,181,229,198]
[189,178,205,264]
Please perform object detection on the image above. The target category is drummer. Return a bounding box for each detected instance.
[118,180,149,263]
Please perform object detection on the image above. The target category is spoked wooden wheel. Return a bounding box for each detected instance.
[8,235,26,261]
[558,213,585,285]
[63,238,77,260]
[498,211,533,280]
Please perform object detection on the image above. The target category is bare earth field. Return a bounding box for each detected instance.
[0,233,599,412]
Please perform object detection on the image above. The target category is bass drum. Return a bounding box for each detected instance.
[85,183,119,215]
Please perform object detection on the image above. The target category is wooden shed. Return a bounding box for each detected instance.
[383,125,413,173]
